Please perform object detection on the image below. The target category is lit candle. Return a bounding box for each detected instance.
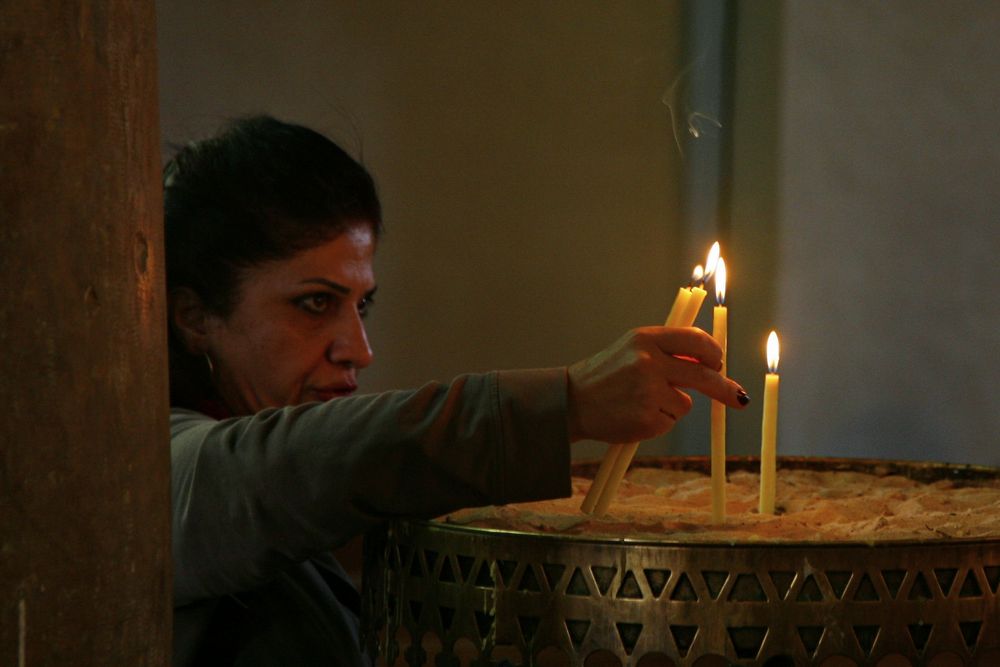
[759,331,780,515]
[680,265,707,327]
[665,284,693,326]
[579,281,692,514]
[710,258,727,523]
[704,240,721,281]
[589,257,716,515]
[679,242,719,327]
[583,243,719,516]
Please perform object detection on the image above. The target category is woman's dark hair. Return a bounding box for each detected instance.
[164,114,382,408]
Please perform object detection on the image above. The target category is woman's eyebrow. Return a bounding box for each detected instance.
[299,278,351,295]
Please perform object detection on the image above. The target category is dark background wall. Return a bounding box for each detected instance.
[156,1,998,468]
[769,2,999,465]
[157,1,686,462]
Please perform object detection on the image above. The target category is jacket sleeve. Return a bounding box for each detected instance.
[171,368,571,605]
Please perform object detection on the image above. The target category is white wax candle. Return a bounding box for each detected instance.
[710,258,727,523]
[759,331,780,515]
[580,285,691,515]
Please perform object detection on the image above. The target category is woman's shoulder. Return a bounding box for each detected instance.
[170,405,220,439]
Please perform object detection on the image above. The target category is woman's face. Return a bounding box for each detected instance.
[203,224,377,414]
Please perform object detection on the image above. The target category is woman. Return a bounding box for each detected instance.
[165,115,748,665]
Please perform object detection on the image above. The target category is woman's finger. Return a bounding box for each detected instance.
[662,386,693,420]
[659,354,750,409]
[637,326,724,371]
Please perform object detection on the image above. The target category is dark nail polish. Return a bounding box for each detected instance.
[737,389,750,406]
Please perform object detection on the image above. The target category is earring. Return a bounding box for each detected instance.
[204,352,215,376]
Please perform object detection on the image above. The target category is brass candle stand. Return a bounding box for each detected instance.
[363,457,1000,666]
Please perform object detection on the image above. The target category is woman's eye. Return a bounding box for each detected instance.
[296,294,331,314]
[358,295,375,318]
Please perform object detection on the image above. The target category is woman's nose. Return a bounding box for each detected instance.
[328,309,374,369]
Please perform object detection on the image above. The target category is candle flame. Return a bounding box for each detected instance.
[703,241,721,281]
[715,257,726,305]
[766,330,780,374]
[690,264,704,286]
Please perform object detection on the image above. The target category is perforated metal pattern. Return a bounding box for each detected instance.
[362,458,1000,666]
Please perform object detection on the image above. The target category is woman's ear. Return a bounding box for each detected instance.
[169,288,213,355]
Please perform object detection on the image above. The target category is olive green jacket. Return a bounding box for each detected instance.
[171,369,571,665]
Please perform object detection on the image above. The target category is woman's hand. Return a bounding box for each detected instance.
[566,326,749,444]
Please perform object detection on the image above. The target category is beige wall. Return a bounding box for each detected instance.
[158,2,685,460]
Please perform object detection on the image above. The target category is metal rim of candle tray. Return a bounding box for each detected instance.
[361,456,1000,666]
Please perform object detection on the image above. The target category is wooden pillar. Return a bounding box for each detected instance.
[0,2,170,664]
